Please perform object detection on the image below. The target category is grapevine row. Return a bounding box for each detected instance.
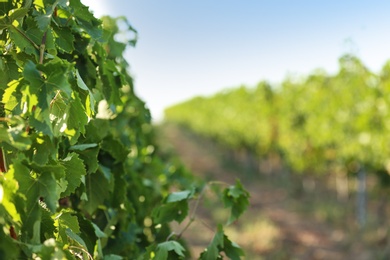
[165,55,390,179]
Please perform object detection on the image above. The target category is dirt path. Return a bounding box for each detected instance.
[157,124,370,260]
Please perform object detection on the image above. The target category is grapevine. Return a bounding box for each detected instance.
[0,1,249,259]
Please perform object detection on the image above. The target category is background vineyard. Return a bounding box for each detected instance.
[165,55,390,179]
[163,55,390,258]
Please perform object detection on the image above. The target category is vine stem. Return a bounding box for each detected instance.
[39,31,47,64]
[174,180,227,240]
[0,148,7,173]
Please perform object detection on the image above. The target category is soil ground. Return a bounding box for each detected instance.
[156,123,390,260]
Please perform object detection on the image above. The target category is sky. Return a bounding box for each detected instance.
[81,0,390,121]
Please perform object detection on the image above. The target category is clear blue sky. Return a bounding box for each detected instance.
[81,0,390,121]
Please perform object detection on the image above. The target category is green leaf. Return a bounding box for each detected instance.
[63,221,81,240]
[83,171,109,215]
[101,136,129,163]
[111,165,127,208]
[67,90,89,134]
[0,15,9,30]
[76,69,95,116]
[0,56,19,86]
[152,190,193,223]
[1,169,21,221]
[2,77,20,111]
[23,60,43,88]
[49,92,69,136]
[57,211,80,242]
[60,153,86,197]
[40,207,55,241]
[68,0,97,23]
[29,134,56,165]
[68,0,102,39]
[91,222,107,238]
[37,170,59,213]
[155,241,186,260]
[76,146,99,174]
[65,228,91,255]
[222,179,250,225]
[152,199,188,224]
[23,61,50,111]
[53,25,75,53]
[8,26,39,58]
[9,7,29,22]
[69,143,98,151]
[200,225,224,260]
[34,2,59,32]
[166,190,192,203]
[84,119,110,143]
[222,235,245,260]
[29,159,66,179]
[29,111,53,138]
[199,224,244,260]
[0,123,32,150]
[75,213,98,254]
[26,161,65,213]
[11,159,42,242]
[100,59,122,105]
[35,13,52,31]
[37,59,72,98]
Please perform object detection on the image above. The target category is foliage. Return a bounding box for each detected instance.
[0,1,249,259]
[164,55,390,179]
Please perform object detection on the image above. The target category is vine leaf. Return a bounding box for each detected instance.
[38,59,72,98]
[0,16,9,31]
[68,0,102,39]
[0,122,32,150]
[56,211,80,243]
[200,225,244,260]
[166,190,192,202]
[9,7,29,22]
[67,91,88,134]
[222,179,250,225]
[60,153,86,197]
[155,241,186,260]
[29,134,56,165]
[83,170,110,215]
[76,69,95,116]
[200,224,224,260]
[52,24,75,53]
[8,25,39,58]
[101,136,129,163]
[69,143,98,151]
[41,208,55,241]
[0,56,19,86]
[152,190,192,224]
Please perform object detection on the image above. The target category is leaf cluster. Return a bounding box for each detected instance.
[0,1,250,259]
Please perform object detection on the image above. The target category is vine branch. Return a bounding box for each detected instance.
[39,31,47,64]
[172,180,231,241]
